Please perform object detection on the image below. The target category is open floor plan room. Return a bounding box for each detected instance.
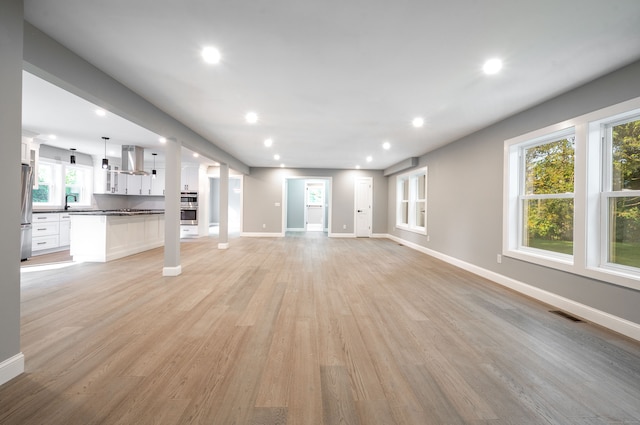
[2,234,640,425]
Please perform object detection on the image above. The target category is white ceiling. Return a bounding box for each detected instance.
[23,0,640,170]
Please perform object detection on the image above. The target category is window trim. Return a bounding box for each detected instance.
[33,159,93,209]
[504,96,640,291]
[396,166,427,235]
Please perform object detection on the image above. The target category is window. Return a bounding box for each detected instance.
[602,116,640,270]
[33,160,93,208]
[396,167,427,234]
[65,165,93,206]
[521,131,575,257]
[504,96,640,290]
[32,161,61,206]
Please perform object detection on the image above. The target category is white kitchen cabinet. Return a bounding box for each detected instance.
[181,166,199,191]
[59,213,71,246]
[140,174,152,196]
[32,213,69,253]
[126,174,142,195]
[180,225,198,238]
[150,168,165,196]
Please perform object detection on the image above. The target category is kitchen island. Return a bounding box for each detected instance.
[69,210,164,262]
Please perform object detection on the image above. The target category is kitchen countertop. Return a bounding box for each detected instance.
[34,209,165,216]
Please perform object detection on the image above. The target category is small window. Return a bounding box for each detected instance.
[65,165,93,206]
[396,167,427,234]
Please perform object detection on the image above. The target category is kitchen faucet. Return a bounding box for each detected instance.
[64,194,77,210]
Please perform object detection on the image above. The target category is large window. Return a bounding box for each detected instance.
[521,131,575,257]
[504,96,640,290]
[603,117,640,270]
[396,167,427,234]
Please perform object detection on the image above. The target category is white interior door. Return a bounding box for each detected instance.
[305,181,325,232]
[355,177,372,237]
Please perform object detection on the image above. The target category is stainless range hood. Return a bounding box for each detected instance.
[121,145,148,175]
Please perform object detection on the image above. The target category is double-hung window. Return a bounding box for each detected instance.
[505,96,640,290]
[32,160,61,206]
[520,130,575,258]
[396,167,427,234]
[602,116,640,270]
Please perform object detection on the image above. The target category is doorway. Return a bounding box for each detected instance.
[285,177,331,234]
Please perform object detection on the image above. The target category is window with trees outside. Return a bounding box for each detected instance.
[396,167,427,234]
[504,96,640,291]
[33,160,93,208]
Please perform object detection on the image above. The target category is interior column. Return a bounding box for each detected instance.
[218,163,229,249]
[163,138,182,276]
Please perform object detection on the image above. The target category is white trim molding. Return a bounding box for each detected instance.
[162,265,182,277]
[385,234,640,342]
[0,353,24,387]
[329,232,356,238]
[241,232,285,238]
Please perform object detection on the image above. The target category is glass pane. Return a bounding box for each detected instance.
[608,197,640,268]
[611,119,640,191]
[415,201,425,227]
[402,179,409,201]
[524,137,575,195]
[523,198,574,255]
[400,202,408,225]
[32,184,50,203]
[417,174,426,200]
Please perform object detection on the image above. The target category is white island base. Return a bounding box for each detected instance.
[70,214,164,262]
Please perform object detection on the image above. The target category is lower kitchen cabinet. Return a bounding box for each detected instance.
[32,212,71,254]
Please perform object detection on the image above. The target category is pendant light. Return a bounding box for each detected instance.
[101,136,109,169]
[151,153,157,179]
[69,148,76,164]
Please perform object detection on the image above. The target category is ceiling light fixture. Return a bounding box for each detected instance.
[96,109,106,117]
[356,165,361,170]
[483,58,503,75]
[412,117,424,128]
[245,111,259,124]
[274,154,280,161]
[382,141,391,150]
[193,153,199,158]
[280,163,285,168]
[159,137,167,144]
[264,138,273,147]
[49,134,57,140]
[151,153,157,179]
[366,156,373,163]
[202,46,221,64]
[101,136,109,169]
[69,148,76,164]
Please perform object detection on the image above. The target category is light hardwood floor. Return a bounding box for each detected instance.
[2,232,640,424]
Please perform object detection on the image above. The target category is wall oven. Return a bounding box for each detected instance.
[180,192,198,225]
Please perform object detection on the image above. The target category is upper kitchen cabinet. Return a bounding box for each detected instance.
[150,168,165,196]
[181,165,199,191]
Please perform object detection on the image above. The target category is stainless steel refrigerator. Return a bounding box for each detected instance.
[20,164,33,261]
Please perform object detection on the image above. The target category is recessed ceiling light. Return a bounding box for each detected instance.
[274,154,280,160]
[366,156,373,163]
[95,109,106,117]
[159,137,167,143]
[49,134,57,140]
[264,138,273,147]
[412,117,424,128]
[356,165,361,170]
[202,46,221,64]
[483,58,503,75]
[193,153,199,158]
[245,111,259,124]
[280,163,285,168]
[382,141,391,150]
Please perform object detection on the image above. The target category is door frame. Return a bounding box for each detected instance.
[304,180,326,232]
[354,177,373,237]
[283,176,333,236]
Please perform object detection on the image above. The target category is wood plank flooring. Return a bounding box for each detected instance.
[2,232,640,424]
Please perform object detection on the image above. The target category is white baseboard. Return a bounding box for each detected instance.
[162,265,182,277]
[329,232,355,238]
[218,242,229,250]
[385,234,640,342]
[0,353,24,387]
[286,228,306,232]
[241,232,285,238]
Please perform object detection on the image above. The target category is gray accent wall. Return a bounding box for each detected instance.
[0,0,23,367]
[244,168,387,235]
[388,59,640,325]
